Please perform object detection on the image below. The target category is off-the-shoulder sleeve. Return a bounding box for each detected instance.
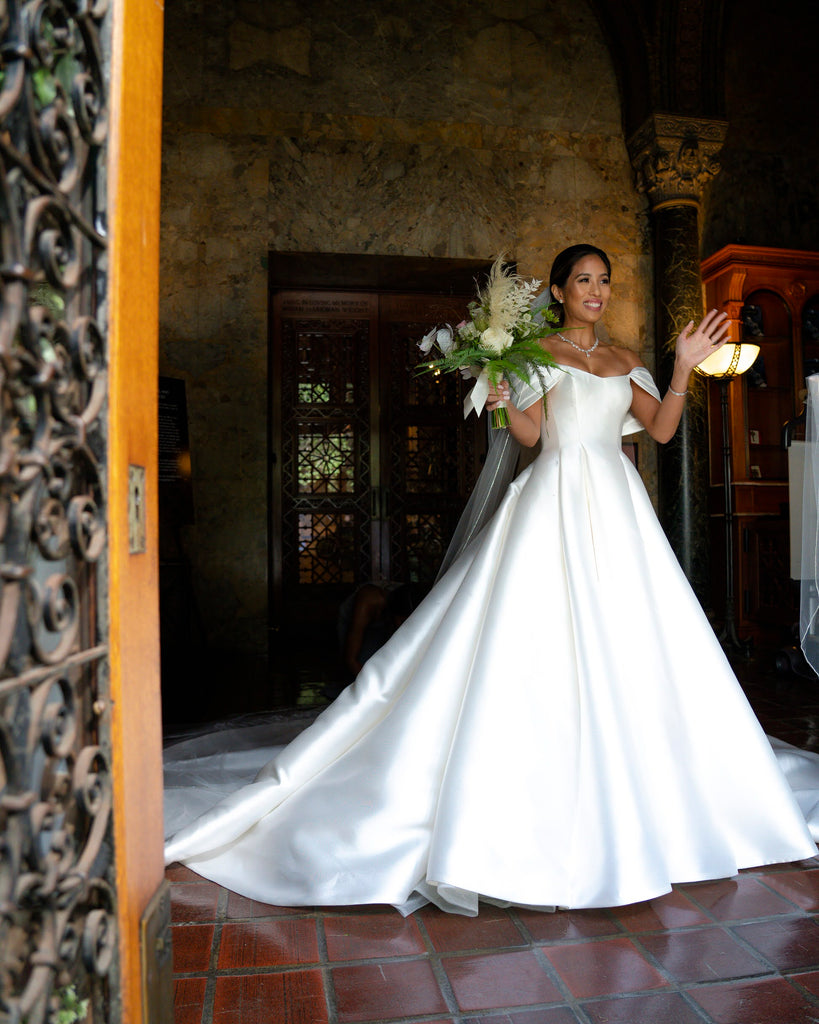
[622,365,662,436]
[510,365,559,412]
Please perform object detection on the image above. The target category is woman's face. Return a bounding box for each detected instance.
[551,255,610,329]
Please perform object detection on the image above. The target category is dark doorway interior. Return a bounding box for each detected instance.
[268,253,491,706]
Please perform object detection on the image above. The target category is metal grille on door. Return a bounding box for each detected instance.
[271,290,483,700]
[0,3,114,1021]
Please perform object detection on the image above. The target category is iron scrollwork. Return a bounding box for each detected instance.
[0,2,112,1023]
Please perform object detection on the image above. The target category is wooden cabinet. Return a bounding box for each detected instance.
[701,245,819,647]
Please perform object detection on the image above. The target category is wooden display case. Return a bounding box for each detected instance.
[700,245,819,648]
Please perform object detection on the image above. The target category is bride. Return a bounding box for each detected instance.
[164,243,818,917]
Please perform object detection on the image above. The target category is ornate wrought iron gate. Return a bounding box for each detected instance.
[0,2,114,1021]
[270,289,483,701]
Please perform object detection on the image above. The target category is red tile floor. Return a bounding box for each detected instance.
[169,657,819,1024]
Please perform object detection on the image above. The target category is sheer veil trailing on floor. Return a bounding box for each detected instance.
[164,353,819,918]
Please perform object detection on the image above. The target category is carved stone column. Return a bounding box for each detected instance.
[628,114,728,604]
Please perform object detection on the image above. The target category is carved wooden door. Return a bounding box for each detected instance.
[270,290,482,702]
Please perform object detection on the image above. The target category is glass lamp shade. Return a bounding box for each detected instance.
[696,342,760,378]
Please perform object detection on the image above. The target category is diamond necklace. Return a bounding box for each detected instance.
[557,331,599,358]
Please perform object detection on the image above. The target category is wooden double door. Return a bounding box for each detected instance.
[270,289,484,698]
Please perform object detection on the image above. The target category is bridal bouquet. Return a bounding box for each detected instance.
[418,255,559,428]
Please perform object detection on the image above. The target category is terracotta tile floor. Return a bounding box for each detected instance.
[169,656,819,1024]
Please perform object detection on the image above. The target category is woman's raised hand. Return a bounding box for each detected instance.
[676,310,731,371]
[486,380,511,412]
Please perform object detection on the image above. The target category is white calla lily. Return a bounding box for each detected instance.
[437,327,455,355]
[418,326,437,355]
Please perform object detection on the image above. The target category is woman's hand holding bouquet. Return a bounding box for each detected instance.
[418,255,559,428]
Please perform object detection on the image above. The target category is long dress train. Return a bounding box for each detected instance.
[164,365,818,916]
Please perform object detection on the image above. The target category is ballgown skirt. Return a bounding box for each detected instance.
[164,367,819,916]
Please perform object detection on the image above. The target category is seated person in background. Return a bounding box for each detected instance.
[333,583,426,696]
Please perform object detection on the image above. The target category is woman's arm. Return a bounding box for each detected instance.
[486,382,543,447]
[343,584,387,677]
[630,309,730,444]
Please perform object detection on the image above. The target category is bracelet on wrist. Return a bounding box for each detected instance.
[667,384,688,397]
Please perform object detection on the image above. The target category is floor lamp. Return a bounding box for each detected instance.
[697,340,760,655]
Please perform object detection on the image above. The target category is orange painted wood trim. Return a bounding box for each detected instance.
[702,244,819,278]
[107,1,165,1020]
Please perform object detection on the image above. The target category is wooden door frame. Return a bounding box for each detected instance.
[107,1,166,1020]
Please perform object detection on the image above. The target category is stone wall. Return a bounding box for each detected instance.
[159,0,654,695]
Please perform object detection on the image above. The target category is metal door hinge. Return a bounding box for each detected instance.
[140,879,173,1023]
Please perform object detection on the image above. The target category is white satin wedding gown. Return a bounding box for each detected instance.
[164,365,819,916]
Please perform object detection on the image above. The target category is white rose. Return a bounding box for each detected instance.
[481,326,514,355]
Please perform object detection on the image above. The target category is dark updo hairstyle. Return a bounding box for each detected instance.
[547,244,612,327]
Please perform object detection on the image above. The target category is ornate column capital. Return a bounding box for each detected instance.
[627,113,728,209]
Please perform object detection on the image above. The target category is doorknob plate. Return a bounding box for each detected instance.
[128,464,146,554]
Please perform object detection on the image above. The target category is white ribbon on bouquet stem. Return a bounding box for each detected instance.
[464,367,501,419]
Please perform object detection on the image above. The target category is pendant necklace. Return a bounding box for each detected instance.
[557,331,599,358]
